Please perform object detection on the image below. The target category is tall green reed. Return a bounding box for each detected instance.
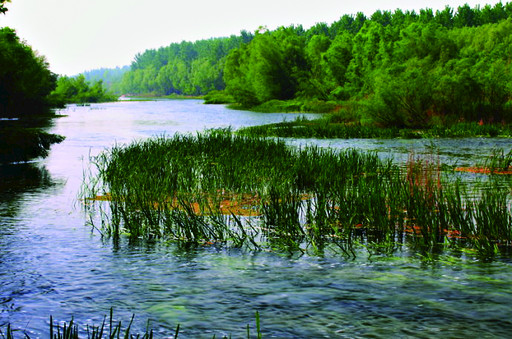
[82,129,512,259]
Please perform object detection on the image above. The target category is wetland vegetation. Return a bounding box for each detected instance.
[83,130,512,260]
[237,116,512,139]
[1,99,511,338]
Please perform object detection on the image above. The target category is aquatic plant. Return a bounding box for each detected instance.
[0,308,153,339]
[455,148,512,175]
[236,117,512,139]
[82,130,512,259]
[0,308,263,338]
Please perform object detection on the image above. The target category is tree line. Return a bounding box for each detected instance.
[110,2,512,127]
[117,32,253,96]
[223,2,512,126]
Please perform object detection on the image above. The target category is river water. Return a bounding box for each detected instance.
[1,100,511,338]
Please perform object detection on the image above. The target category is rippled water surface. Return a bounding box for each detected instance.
[1,100,512,338]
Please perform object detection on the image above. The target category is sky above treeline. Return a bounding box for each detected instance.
[0,0,504,75]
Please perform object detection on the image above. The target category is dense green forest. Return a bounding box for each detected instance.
[105,2,512,127]
[117,32,253,96]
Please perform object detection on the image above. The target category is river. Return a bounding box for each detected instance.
[1,100,511,338]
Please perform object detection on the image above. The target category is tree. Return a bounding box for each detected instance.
[49,74,115,104]
[435,6,454,28]
[454,4,479,28]
[0,0,10,15]
[370,60,435,128]
[322,32,353,98]
[0,27,57,117]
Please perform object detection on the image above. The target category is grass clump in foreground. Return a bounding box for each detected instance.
[82,130,512,259]
[0,308,263,338]
[0,308,153,339]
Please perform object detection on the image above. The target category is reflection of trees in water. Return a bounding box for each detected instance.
[0,163,54,209]
[0,116,65,164]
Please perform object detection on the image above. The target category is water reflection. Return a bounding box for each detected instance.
[0,163,54,209]
[0,101,511,337]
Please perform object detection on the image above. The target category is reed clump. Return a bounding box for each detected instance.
[82,130,512,259]
[0,308,153,339]
[0,308,263,338]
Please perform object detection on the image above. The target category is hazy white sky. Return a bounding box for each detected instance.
[0,0,503,75]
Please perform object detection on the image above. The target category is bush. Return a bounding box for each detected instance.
[203,90,236,104]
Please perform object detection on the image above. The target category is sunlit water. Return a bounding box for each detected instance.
[1,100,511,338]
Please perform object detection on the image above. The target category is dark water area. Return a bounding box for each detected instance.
[1,100,511,338]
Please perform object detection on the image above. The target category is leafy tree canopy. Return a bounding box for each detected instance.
[0,0,10,15]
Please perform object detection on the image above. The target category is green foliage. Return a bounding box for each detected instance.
[203,90,235,104]
[99,2,512,128]
[237,117,512,139]
[117,35,252,96]
[82,66,130,93]
[0,27,64,163]
[0,0,10,15]
[49,75,117,104]
[0,27,57,117]
[220,3,512,127]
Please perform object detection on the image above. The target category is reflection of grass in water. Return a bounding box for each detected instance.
[82,129,512,260]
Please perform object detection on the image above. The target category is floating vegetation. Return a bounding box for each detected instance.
[455,149,512,175]
[82,130,512,259]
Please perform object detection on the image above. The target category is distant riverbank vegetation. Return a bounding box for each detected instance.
[237,116,512,139]
[95,2,512,130]
[49,74,118,105]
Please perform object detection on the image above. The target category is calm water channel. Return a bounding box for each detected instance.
[1,100,511,338]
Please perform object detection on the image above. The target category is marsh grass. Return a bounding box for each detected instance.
[0,308,153,339]
[82,130,512,259]
[1,308,263,338]
[236,117,512,139]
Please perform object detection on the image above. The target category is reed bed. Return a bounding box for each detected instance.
[236,117,512,139]
[82,130,512,259]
